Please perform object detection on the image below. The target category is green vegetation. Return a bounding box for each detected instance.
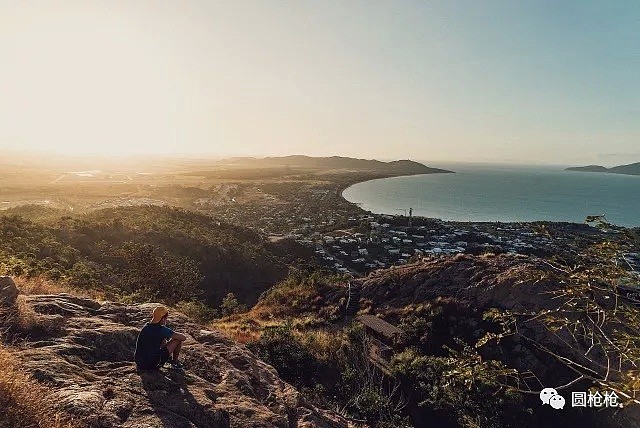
[238,225,640,428]
[392,347,527,427]
[249,322,411,427]
[0,205,290,306]
[249,323,319,387]
[220,292,248,316]
[254,267,343,320]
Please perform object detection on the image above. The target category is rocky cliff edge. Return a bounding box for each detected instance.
[0,276,354,428]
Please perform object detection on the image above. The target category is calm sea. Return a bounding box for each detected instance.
[342,163,640,227]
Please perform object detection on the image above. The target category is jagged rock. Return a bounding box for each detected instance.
[1,294,355,428]
[0,276,18,306]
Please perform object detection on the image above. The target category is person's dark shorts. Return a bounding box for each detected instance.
[136,347,171,371]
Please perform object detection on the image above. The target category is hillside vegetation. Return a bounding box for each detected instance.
[0,205,298,308]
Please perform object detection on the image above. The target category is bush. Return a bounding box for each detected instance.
[249,323,319,387]
[220,293,247,317]
[175,300,219,323]
[392,347,527,427]
[255,267,342,318]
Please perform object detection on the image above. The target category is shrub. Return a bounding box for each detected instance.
[220,292,247,317]
[175,300,219,323]
[392,347,527,427]
[255,267,343,317]
[249,323,319,387]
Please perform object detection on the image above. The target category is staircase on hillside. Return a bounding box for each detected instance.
[345,281,361,317]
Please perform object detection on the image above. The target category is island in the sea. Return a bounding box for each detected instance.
[566,162,640,176]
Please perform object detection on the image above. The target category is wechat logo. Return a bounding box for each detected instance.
[540,388,565,410]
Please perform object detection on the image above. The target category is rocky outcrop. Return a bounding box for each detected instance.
[0,290,355,428]
[0,276,18,306]
[353,253,557,312]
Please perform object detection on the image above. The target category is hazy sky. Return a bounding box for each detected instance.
[1,1,638,164]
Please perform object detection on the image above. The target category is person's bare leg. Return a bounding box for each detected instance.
[171,341,182,361]
[165,338,183,361]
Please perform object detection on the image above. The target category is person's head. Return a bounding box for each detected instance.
[151,305,169,325]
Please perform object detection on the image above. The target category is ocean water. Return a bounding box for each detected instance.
[342,163,640,227]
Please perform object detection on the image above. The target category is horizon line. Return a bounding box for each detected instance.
[1,148,637,168]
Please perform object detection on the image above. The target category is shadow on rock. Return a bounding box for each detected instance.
[139,369,230,428]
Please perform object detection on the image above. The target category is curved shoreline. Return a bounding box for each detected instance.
[338,170,453,214]
[338,170,640,228]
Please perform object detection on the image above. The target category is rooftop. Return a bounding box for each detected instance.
[357,314,404,339]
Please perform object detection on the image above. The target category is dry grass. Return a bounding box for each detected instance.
[211,317,280,344]
[13,276,103,300]
[13,276,67,295]
[295,329,346,362]
[229,330,261,344]
[212,314,345,359]
[212,321,262,344]
[14,295,65,337]
[0,344,75,428]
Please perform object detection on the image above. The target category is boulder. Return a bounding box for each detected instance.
[0,276,18,306]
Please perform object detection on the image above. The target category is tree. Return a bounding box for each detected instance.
[479,237,640,408]
[220,292,247,316]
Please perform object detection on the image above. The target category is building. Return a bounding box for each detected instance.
[356,314,404,364]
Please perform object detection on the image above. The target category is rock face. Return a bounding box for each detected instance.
[0,291,353,428]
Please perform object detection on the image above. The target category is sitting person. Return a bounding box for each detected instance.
[135,305,186,370]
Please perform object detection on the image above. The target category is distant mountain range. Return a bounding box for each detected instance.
[566,162,640,176]
[218,155,453,174]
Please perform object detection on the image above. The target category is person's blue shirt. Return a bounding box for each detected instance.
[134,322,174,366]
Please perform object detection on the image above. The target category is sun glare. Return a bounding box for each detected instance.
[1,4,203,156]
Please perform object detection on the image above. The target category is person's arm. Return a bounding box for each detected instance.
[171,332,186,341]
[162,325,186,341]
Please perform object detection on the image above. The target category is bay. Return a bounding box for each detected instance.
[342,163,640,227]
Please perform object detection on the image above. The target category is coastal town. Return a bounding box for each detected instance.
[291,213,634,275]
[193,171,638,277]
